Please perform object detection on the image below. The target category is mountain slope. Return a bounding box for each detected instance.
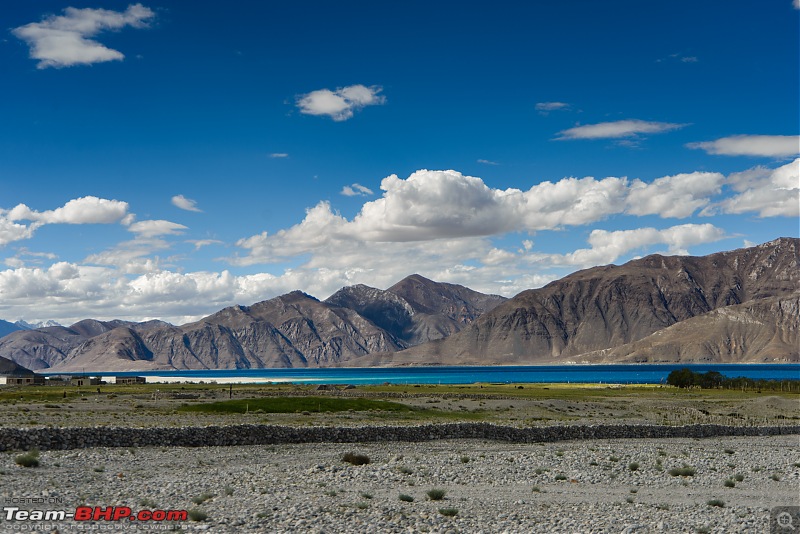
[0,355,34,376]
[0,320,173,371]
[0,320,23,338]
[373,238,799,366]
[324,275,506,345]
[576,293,799,364]
[0,326,89,370]
[49,291,408,372]
[49,278,505,372]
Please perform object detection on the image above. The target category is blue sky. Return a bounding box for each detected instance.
[1,1,798,325]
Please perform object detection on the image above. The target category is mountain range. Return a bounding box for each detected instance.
[357,237,798,366]
[0,238,797,373]
[0,319,62,339]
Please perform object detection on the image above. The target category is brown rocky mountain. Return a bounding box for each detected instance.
[576,293,799,364]
[324,274,507,345]
[357,237,799,366]
[30,277,504,372]
[48,291,405,372]
[0,320,172,371]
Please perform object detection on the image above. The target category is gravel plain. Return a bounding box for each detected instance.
[1,434,798,533]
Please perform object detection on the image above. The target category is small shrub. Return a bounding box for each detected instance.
[707,499,725,508]
[554,474,567,481]
[534,468,546,475]
[325,490,337,497]
[15,450,40,468]
[187,509,208,522]
[733,474,744,482]
[438,508,458,517]
[626,497,634,504]
[398,466,413,475]
[356,502,369,510]
[223,485,234,496]
[589,460,598,466]
[93,466,105,473]
[723,479,735,488]
[359,492,373,500]
[460,456,470,463]
[723,448,734,455]
[556,450,564,457]
[342,453,370,466]
[191,492,214,505]
[629,488,638,494]
[770,473,781,481]
[668,466,696,477]
[628,462,639,471]
[427,489,446,501]
[399,494,414,502]
[531,486,541,493]
[609,456,620,462]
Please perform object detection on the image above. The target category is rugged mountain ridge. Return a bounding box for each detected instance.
[365,237,799,366]
[575,293,799,364]
[0,319,62,340]
[325,274,507,345]
[0,319,173,371]
[2,276,505,372]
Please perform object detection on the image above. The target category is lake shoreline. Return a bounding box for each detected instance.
[36,362,800,386]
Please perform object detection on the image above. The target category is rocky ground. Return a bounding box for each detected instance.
[1,435,798,533]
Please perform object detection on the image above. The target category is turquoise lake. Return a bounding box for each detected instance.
[67,364,800,385]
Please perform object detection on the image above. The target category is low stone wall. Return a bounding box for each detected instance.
[0,423,797,451]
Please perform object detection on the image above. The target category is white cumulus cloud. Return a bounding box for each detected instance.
[1,161,792,324]
[705,158,800,217]
[626,172,724,218]
[0,196,130,246]
[232,167,744,266]
[296,84,385,121]
[556,119,687,140]
[544,224,726,267]
[686,135,800,157]
[8,196,129,225]
[12,3,155,69]
[0,218,38,247]
[171,195,202,212]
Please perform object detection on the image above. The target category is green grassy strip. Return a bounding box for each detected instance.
[2,381,796,405]
[176,396,416,414]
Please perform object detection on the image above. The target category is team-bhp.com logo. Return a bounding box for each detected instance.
[4,506,188,522]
